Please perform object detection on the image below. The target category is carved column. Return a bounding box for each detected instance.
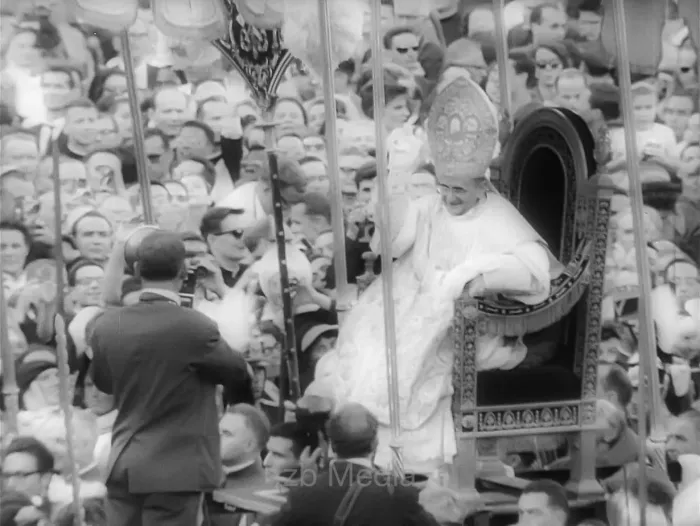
[449,299,481,503]
[566,194,609,499]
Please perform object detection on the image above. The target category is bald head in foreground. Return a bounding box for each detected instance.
[326,402,380,461]
[269,401,445,526]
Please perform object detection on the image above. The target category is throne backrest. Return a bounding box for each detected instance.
[496,107,597,265]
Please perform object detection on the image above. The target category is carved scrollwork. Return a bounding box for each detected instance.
[476,406,579,432]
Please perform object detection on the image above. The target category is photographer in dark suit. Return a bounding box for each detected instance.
[90,230,254,526]
[270,403,440,526]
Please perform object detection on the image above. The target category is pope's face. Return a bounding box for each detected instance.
[437,175,485,216]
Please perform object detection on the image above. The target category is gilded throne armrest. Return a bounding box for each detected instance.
[455,240,593,339]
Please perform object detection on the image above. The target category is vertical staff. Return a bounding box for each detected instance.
[369,0,403,477]
[317,0,352,318]
[610,0,661,522]
[0,247,19,439]
[51,135,82,525]
[492,0,513,129]
[120,30,155,224]
[51,133,66,319]
[260,120,302,409]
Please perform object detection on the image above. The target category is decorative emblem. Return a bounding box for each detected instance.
[426,77,498,180]
[213,0,294,110]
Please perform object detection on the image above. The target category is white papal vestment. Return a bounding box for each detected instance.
[313,192,559,474]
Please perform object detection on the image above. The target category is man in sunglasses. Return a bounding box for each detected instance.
[384,25,425,77]
[200,207,251,289]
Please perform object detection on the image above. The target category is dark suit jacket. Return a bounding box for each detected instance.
[269,461,440,526]
[90,293,253,494]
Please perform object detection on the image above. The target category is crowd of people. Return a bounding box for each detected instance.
[0,0,699,525]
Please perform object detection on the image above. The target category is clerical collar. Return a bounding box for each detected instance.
[139,288,181,305]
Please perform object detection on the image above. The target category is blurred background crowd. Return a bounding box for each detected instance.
[0,0,699,525]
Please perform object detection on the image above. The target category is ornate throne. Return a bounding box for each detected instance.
[450,106,612,504]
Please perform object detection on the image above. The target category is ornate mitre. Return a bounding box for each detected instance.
[426,76,499,180]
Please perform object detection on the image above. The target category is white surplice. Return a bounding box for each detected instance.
[314,192,558,473]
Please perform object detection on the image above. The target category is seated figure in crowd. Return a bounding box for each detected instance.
[310,76,562,474]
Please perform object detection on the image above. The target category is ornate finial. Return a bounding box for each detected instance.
[426,77,499,180]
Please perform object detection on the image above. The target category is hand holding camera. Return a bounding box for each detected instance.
[189,254,227,300]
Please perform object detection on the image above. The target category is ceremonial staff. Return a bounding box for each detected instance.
[211,7,303,407]
[609,0,665,522]
[317,0,354,321]
[261,120,302,406]
[369,0,403,478]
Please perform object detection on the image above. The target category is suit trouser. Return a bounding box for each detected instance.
[106,484,203,526]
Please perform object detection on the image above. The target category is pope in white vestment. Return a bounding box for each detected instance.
[311,76,561,474]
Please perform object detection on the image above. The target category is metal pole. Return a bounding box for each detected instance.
[120,30,155,224]
[0,244,19,440]
[51,138,81,525]
[51,134,66,320]
[317,0,353,318]
[55,316,83,526]
[492,0,513,128]
[611,1,664,522]
[369,0,403,478]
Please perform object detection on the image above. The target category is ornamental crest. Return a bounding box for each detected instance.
[426,77,498,180]
[213,0,294,110]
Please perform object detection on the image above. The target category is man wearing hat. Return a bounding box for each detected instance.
[308,75,561,475]
[270,402,442,525]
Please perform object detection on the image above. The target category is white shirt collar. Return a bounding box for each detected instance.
[139,288,182,305]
